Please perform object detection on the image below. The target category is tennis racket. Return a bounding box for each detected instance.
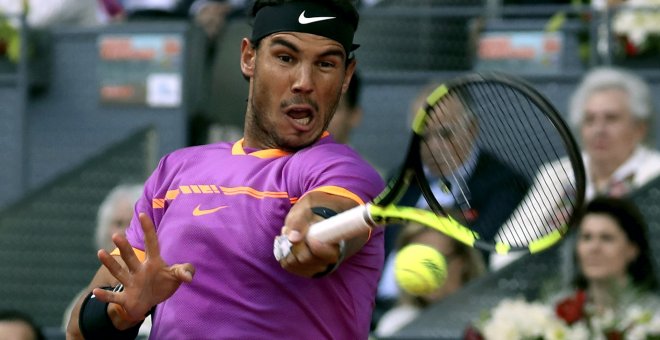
[274,72,585,260]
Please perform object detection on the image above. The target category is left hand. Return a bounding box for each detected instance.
[93,213,195,325]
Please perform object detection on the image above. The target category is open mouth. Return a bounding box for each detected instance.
[286,106,314,126]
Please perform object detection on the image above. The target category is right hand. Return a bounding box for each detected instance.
[92,213,195,326]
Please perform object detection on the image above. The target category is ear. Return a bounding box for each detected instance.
[240,38,256,78]
[341,59,357,94]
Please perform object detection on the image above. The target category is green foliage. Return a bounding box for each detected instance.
[0,15,19,63]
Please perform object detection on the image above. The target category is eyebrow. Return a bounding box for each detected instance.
[269,37,346,61]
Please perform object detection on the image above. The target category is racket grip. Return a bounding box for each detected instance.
[273,204,375,261]
[307,204,375,244]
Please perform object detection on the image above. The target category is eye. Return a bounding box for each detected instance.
[578,232,591,241]
[601,233,615,242]
[319,60,336,68]
[278,55,293,63]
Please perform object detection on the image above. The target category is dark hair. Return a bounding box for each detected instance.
[572,196,658,291]
[0,310,45,340]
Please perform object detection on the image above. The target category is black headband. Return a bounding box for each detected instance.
[251,1,358,56]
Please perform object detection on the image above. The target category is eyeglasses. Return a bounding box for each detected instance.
[424,119,472,140]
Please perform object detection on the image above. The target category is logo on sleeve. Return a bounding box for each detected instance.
[298,11,335,24]
[193,204,228,216]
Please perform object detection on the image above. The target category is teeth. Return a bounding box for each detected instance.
[293,117,311,125]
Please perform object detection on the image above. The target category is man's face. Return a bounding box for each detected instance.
[421,94,477,177]
[580,88,646,168]
[240,32,355,151]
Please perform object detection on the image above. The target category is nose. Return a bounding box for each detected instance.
[291,63,314,94]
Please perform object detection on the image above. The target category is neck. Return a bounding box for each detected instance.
[587,276,629,313]
[589,160,618,191]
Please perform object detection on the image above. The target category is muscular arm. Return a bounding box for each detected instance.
[278,191,370,277]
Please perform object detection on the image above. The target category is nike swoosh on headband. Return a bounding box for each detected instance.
[298,11,335,24]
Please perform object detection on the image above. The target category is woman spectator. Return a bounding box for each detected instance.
[551,196,659,335]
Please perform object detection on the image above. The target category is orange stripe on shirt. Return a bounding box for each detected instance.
[308,186,366,205]
[166,189,180,200]
[220,186,290,199]
[231,139,291,158]
[304,185,372,240]
[110,247,146,262]
[152,198,165,209]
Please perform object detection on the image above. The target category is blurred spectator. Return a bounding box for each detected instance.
[62,184,148,335]
[0,0,100,29]
[373,222,485,337]
[491,66,660,270]
[327,71,362,145]
[119,0,234,39]
[374,80,529,325]
[550,196,659,333]
[0,310,45,340]
[94,183,144,252]
[570,67,660,198]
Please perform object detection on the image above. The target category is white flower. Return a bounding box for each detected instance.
[612,0,660,47]
[565,321,589,340]
[480,298,570,340]
[474,295,660,340]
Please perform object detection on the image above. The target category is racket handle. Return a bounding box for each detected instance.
[273,204,375,261]
[307,204,375,243]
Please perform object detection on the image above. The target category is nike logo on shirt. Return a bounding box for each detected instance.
[193,204,228,216]
[298,11,335,24]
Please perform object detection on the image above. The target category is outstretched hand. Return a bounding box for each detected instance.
[93,213,195,322]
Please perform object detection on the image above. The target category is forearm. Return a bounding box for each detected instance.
[295,191,369,257]
[278,191,372,277]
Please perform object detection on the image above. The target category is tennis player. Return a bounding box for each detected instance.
[66,1,384,338]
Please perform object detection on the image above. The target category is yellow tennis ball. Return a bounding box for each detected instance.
[394,243,447,296]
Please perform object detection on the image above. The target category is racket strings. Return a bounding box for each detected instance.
[485,82,578,248]
[477,82,575,247]
[471,83,544,245]
[473,82,554,246]
[422,80,581,249]
[485,83,563,244]
[421,92,476,218]
[497,85,578,246]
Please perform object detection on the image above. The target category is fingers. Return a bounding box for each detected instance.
[279,239,339,277]
[139,213,160,259]
[287,229,304,243]
[112,233,141,272]
[171,263,196,283]
[98,249,129,284]
[307,237,341,262]
[92,287,122,305]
